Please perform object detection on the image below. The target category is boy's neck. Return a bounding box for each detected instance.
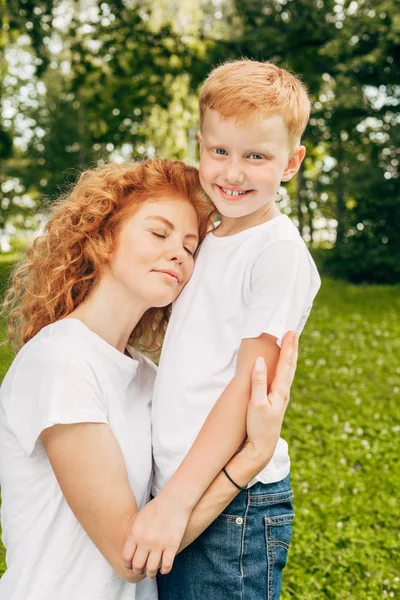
[213,202,282,237]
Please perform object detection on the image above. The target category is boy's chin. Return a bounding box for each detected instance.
[216,201,278,221]
[215,205,256,219]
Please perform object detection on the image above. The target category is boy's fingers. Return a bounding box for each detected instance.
[251,356,268,406]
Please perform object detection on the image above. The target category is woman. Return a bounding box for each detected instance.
[0,158,297,600]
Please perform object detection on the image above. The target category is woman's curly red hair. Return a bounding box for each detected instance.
[2,159,214,354]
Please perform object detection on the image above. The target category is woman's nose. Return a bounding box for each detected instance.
[166,241,186,263]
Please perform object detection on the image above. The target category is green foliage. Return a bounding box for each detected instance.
[0,127,12,160]
[0,255,15,380]
[324,163,399,283]
[0,261,399,593]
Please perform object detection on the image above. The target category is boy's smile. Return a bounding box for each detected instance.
[216,184,255,201]
[198,109,305,233]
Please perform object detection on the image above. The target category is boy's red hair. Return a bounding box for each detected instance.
[199,60,311,146]
[3,159,214,354]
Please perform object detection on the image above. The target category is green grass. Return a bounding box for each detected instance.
[0,258,399,596]
[282,279,400,599]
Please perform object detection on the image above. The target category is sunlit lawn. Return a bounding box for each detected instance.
[282,278,400,599]
[0,256,399,597]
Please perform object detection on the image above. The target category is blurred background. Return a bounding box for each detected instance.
[0,1,399,598]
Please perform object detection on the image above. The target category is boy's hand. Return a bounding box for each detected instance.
[244,330,298,464]
[122,495,191,579]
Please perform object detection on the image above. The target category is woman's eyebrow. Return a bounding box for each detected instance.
[145,216,174,228]
[145,216,199,242]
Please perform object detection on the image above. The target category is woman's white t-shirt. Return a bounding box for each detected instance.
[0,319,158,600]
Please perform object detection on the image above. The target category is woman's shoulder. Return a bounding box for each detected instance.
[21,321,91,366]
[2,321,96,394]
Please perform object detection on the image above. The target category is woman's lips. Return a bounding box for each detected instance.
[154,270,179,284]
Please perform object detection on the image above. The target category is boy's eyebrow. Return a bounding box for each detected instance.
[145,216,199,242]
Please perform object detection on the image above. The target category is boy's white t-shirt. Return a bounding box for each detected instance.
[0,319,158,600]
[152,215,321,494]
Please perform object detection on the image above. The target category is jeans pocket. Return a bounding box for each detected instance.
[264,513,294,600]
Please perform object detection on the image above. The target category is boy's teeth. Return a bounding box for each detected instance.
[221,187,247,196]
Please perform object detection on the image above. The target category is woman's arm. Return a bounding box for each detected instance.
[124,331,298,578]
[40,422,145,584]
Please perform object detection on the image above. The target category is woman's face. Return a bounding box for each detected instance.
[108,196,199,309]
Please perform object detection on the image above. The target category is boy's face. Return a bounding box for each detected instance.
[198,109,305,222]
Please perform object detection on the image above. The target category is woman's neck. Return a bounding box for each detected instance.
[67,272,148,354]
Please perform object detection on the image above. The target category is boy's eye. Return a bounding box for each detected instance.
[249,153,264,160]
[214,148,227,155]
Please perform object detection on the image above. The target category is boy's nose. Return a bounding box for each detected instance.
[224,161,245,185]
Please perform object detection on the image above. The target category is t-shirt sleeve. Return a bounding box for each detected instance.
[242,240,320,346]
[5,352,108,457]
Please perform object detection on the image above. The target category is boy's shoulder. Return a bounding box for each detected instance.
[241,215,305,255]
[206,215,301,246]
[257,214,302,243]
[248,216,320,279]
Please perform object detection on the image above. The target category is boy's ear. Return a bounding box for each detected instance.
[197,130,203,144]
[281,145,306,182]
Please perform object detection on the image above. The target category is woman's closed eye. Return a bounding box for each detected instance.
[151,231,167,239]
[151,231,195,257]
[184,246,196,257]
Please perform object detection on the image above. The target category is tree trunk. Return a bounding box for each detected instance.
[304,195,314,247]
[335,136,346,247]
[77,91,87,168]
[296,168,305,238]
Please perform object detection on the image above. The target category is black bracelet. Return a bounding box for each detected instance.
[222,467,247,492]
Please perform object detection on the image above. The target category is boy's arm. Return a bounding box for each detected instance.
[179,328,297,553]
[124,333,279,575]
[158,332,280,506]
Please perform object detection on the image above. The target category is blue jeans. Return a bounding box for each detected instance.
[157,474,294,600]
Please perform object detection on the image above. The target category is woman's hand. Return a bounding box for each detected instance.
[243,330,298,466]
[122,493,191,579]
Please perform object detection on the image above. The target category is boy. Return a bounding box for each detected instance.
[126,60,321,599]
